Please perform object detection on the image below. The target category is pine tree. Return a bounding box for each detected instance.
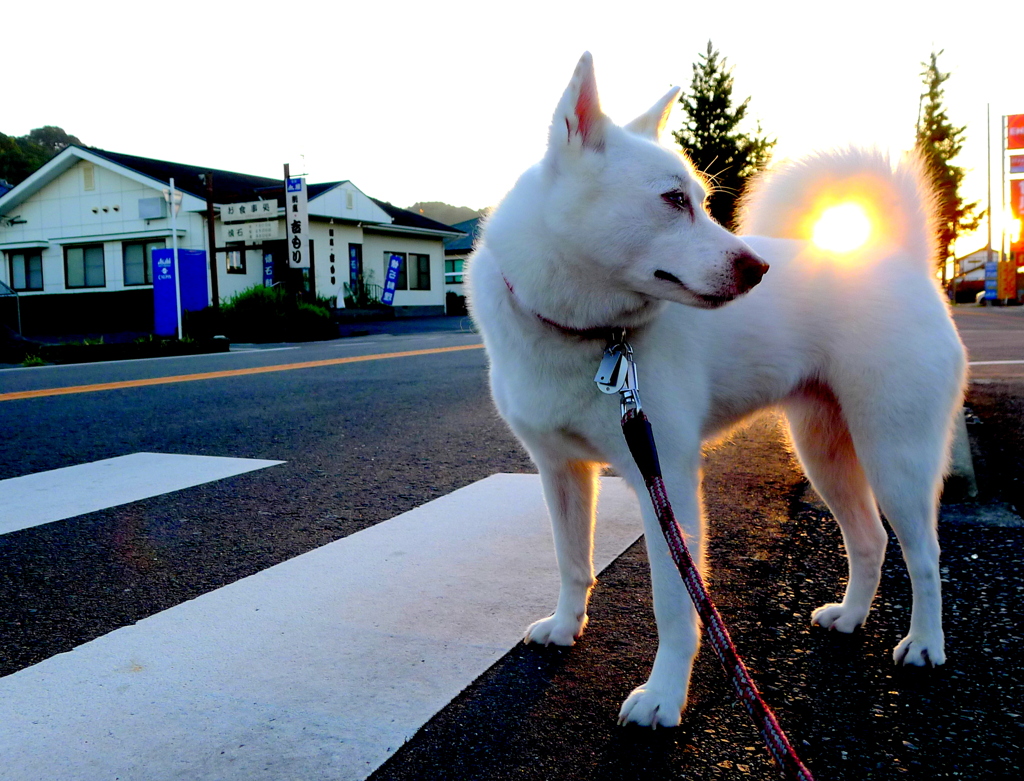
[673,41,775,229]
[915,50,981,281]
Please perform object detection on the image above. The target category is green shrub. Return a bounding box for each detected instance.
[21,354,46,367]
[220,285,336,342]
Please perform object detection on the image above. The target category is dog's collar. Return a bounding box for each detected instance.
[502,273,621,341]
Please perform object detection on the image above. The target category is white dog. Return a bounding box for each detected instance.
[467,53,966,728]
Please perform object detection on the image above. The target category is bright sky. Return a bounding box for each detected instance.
[5,1,1017,252]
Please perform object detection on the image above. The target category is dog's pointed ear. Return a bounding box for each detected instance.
[549,52,607,154]
[624,87,681,140]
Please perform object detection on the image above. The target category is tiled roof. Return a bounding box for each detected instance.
[83,147,289,203]
[6,146,466,236]
[443,217,482,251]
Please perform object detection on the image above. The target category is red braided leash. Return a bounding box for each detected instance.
[622,408,815,781]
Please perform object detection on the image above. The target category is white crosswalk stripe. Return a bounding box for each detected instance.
[0,473,642,781]
[0,453,285,535]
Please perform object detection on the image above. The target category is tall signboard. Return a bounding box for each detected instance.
[153,249,209,337]
[1005,117,1024,300]
[286,177,310,269]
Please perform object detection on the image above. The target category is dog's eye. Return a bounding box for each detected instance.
[661,190,694,216]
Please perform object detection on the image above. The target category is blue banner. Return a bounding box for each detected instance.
[263,252,274,287]
[381,253,403,306]
[349,244,362,289]
[152,249,209,336]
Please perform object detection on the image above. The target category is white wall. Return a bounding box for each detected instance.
[0,160,206,296]
[362,231,446,307]
[310,222,365,305]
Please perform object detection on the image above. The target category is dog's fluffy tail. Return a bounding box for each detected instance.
[736,148,940,267]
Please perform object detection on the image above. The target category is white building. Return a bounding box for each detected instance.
[0,146,463,336]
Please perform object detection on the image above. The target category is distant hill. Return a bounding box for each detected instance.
[407,201,484,226]
[1,126,83,185]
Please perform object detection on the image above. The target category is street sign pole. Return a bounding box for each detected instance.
[169,178,182,340]
[205,171,220,310]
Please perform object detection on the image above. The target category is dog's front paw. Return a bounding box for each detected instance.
[617,684,685,729]
[524,612,588,646]
[811,602,869,633]
[894,633,945,667]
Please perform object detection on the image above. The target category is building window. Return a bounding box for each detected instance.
[122,239,164,286]
[385,251,407,290]
[64,244,105,289]
[410,253,430,290]
[226,245,245,274]
[8,250,43,291]
[445,258,464,285]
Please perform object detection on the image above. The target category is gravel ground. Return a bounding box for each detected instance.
[371,403,1024,781]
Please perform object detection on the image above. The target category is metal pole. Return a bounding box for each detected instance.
[988,104,994,268]
[283,164,289,299]
[1002,117,1008,305]
[205,171,220,310]
[170,177,183,340]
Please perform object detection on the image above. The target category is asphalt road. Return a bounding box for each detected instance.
[1,308,1022,780]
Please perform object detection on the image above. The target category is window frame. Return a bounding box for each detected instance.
[121,239,164,286]
[7,250,44,291]
[64,244,106,289]
[225,242,246,274]
[410,253,430,290]
[444,258,464,285]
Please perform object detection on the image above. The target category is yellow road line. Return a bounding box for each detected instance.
[0,343,485,403]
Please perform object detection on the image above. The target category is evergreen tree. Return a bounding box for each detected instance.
[915,50,981,280]
[673,41,775,229]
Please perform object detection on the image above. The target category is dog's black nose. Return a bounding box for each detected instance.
[733,251,769,292]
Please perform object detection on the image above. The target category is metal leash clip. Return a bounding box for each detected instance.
[594,330,642,415]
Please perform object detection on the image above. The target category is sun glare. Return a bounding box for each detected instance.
[811,202,873,254]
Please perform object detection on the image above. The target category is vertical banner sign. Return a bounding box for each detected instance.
[352,242,364,288]
[381,253,404,305]
[1008,115,1024,150]
[263,251,274,287]
[286,177,310,268]
[349,244,363,289]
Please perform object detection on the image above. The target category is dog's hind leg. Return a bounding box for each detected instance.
[785,390,889,633]
[525,458,601,646]
[833,356,963,667]
[845,408,955,668]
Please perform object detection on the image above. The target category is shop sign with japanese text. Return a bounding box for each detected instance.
[381,253,403,305]
[221,199,277,222]
[286,178,310,269]
[223,221,281,243]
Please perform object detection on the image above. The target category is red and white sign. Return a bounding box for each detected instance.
[1011,179,1024,221]
[1008,114,1024,150]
